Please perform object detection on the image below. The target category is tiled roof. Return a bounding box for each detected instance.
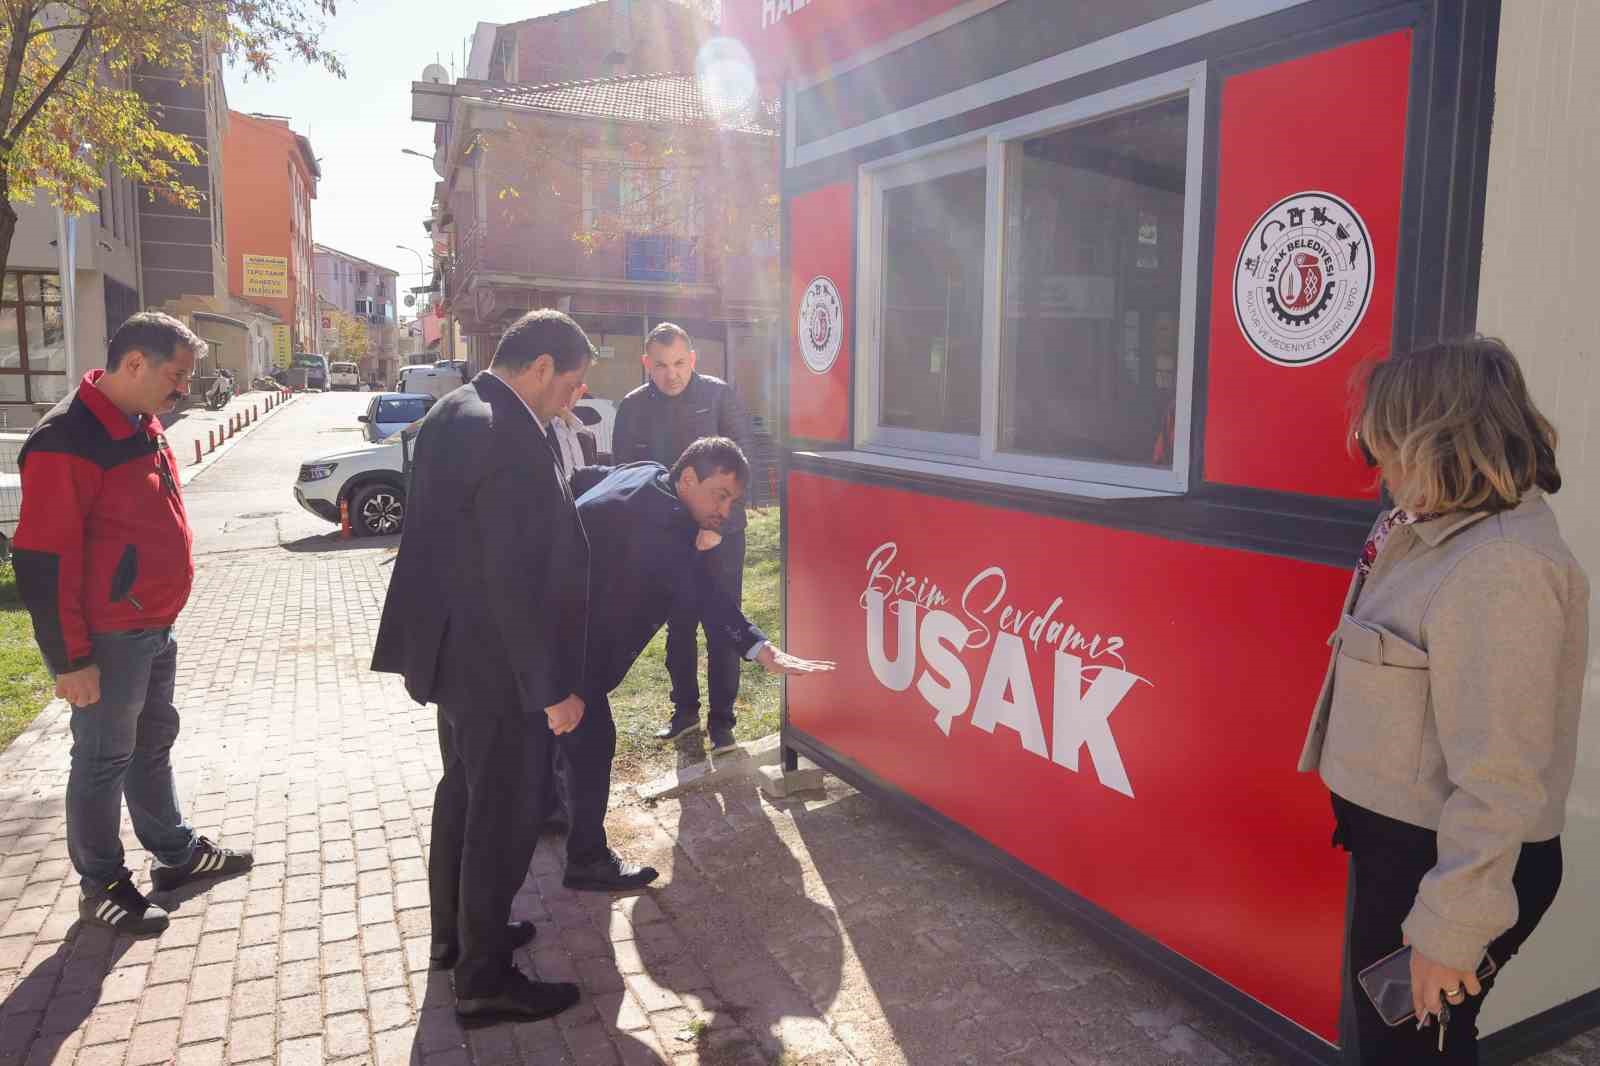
[472,73,779,137]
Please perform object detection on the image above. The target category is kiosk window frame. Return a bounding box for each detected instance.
[855,62,1207,495]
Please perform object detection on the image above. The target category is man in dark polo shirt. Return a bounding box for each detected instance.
[611,323,753,751]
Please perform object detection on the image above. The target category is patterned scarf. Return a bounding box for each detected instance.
[1358,508,1442,575]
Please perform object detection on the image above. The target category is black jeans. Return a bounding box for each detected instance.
[558,690,616,867]
[666,529,745,728]
[1341,803,1562,1064]
[428,703,552,998]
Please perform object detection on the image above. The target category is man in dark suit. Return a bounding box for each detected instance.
[371,310,594,1023]
[612,323,754,751]
[559,438,833,891]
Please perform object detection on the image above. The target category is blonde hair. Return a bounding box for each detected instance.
[1352,337,1561,513]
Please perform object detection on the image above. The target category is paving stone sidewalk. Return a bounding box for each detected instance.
[1,546,1596,1066]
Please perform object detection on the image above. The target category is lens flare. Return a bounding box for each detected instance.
[695,37,758,126]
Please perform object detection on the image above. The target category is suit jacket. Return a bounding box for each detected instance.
[569,462,764,700]
[611,373,752,531]
[371,372,589,716]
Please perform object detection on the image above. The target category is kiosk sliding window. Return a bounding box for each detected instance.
[856,65,1205,494]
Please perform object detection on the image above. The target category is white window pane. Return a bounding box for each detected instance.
[31,374,68,403]
[26,305,66,374]
[0,309,19,371]
[1000,96,1188,468]
[0,375,23,401]
[879,168,985,437]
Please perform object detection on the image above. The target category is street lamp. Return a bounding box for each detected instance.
[400,148,432,161]
[395,244,427,280]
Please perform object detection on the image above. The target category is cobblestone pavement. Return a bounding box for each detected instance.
[2,543,1598,1065]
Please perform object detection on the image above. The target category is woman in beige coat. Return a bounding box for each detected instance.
[1299,337,1588,1063]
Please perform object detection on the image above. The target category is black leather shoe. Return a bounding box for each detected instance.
[709,724,739,753]
[455,970,580,1023]
[430,921,537,970]
[563,850,659,892]
[653,713,701,741]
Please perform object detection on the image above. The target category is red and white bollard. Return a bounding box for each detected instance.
[194,439,202,464]
[339,497,353,540]
[207,429,216,452]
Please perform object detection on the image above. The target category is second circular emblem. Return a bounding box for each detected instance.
[1233,190,1374,368]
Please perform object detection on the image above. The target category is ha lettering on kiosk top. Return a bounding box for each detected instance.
[727,0,1600,1062]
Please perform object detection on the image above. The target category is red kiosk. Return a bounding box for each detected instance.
[726,1,1600,1062]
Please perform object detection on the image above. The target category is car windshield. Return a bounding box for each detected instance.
[332,363,357,373]
[377,397,431,422]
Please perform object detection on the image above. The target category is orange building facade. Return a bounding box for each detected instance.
[221,111,320,352]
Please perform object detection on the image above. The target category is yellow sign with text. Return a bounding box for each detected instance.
[272,324,292,368]
[243,255,290,298]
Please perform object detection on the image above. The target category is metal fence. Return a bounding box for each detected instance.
[0,431,27,543]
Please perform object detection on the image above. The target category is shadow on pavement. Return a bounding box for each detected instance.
[280,532,400,554]
[653,770,845,1064]
[146,866,252,915]
[0,927,132,1066]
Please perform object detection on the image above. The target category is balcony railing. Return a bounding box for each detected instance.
[623,234,702,284]
[452,219,712,289]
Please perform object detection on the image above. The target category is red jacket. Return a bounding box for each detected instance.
[13,370,194,674]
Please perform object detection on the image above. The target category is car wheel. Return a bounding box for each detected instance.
[351,482,405,536]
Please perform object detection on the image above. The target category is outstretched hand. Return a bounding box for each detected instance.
[756,645,837,676]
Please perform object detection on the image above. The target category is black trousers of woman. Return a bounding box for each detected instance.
[1338,798,1562,1065]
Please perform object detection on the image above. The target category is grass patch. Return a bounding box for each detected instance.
[0,561,54,752]
[610,506,782,783]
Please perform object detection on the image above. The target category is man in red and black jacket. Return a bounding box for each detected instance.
[14,312,252,938]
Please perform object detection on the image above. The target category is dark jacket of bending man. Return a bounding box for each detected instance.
[371,309,594,1026]
[556,438,833,893]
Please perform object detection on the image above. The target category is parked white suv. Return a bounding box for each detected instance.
[294,436,407,536]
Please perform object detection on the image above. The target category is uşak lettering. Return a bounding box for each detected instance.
[860,543,1148,798]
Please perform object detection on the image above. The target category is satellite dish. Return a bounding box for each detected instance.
[404,293,416,308]
[421,63,450,85]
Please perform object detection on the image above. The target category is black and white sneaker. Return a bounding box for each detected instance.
[80,878,170,937]
[150,836,254,892]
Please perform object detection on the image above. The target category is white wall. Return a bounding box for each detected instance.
[1474,0,1600,1036]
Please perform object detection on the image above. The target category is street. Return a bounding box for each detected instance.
[170,390,375,556]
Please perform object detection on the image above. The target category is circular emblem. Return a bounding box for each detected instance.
[1233,191,1374,367]
[797,275,843,375]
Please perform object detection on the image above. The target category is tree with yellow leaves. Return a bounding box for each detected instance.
[0,1,346,278]
[323,306,369,364]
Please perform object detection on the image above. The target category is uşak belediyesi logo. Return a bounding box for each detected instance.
[798,275,842,375]
[1233,191,1374,368]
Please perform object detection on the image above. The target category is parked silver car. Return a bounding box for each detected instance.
[358,392,435,443]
